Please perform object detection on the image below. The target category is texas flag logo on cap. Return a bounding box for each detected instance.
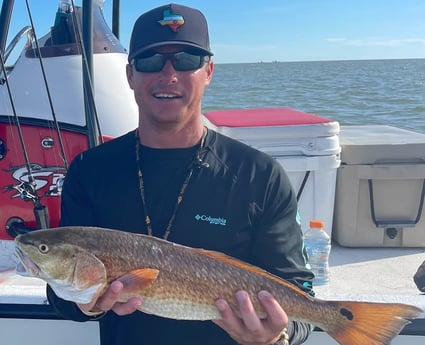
[158,9,184,32]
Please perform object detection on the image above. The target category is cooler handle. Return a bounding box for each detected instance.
[368,179,425,228]
[296,171,310,201]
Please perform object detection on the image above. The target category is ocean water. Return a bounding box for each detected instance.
[203,58,425,134]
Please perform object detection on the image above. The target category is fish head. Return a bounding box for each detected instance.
[15,229,107,304]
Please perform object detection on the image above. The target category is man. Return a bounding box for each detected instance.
[47,4,314,345]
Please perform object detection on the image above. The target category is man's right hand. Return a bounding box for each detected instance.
[78,280,142,316]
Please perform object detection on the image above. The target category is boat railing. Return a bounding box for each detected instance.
[4,25,33,63]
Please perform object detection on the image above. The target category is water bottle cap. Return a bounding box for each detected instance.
[309,220,325,228]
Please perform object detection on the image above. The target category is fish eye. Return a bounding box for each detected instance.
[38,244,49,253]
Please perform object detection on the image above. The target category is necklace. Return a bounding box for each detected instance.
[135,128,207,240]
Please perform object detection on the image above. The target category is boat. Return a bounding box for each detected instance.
[0,1,424,344]
[0,1,135,342]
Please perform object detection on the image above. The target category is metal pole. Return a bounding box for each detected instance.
[112,0,120,39]
[82,0,100,148]
[0,0,15,54]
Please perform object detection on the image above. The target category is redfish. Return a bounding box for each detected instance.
[15,226,423,345]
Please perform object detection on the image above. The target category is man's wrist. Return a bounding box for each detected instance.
[271,328,289,345]
[78,305,106,319]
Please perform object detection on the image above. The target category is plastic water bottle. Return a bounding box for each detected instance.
[304,220,331,286]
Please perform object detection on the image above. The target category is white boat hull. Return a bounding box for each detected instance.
[0,318,100,345]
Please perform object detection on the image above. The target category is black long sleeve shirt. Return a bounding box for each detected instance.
[47,129,314,345]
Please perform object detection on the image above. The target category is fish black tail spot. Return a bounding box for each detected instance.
[339,307,353,320]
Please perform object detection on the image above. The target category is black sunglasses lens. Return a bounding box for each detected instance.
[173,52,204,71]
[133,52,207,73]
[134,54,164,73]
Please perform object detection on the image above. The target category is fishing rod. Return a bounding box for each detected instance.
[24,0,69,171]
[1,0,121,236]
[0,43,48,231]
[1,0,81,233]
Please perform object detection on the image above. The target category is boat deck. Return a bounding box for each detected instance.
[315,244,425,310]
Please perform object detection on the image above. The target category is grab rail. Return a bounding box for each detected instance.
[4,25,33,63]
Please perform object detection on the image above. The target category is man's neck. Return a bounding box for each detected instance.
[137,121,205,149]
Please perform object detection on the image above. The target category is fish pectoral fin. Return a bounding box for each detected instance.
[117,268,160,294]
[74,253,107,290]
[49,253,107,305]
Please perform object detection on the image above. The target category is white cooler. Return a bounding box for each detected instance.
[333,125,425,247]
[203,108,341,235]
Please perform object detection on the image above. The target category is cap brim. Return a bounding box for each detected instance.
[129,41,213,61]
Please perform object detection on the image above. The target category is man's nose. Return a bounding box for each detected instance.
[159,60,178,81]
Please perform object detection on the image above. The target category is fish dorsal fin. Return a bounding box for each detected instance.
[193,248,310,297]
[118,268,160,294]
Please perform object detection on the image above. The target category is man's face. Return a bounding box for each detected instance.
[127,44,214,129]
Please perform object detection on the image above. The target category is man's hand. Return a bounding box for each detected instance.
[213,290,288,345]
[78,280,142,316]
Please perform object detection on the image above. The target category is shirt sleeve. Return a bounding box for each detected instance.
[59,152,97,227]
[251,162,315,344]
[47,153,99,320]
[46,284,101,322]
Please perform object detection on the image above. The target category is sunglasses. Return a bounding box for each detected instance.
[132,51,210,73]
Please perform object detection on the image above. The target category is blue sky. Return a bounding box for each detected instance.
[5,0,425,63]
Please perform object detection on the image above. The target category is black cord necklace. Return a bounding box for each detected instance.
[135,127,207,240]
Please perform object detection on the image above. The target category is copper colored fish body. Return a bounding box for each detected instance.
[15,226,423,345]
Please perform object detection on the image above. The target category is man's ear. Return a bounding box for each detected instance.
[126,64,134,90]
[205,60,214,86]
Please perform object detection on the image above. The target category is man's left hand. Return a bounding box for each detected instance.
[213,290,288,345]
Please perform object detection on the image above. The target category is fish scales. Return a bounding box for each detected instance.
[84,227,314,318]
[14,226,424,345]
[84,227,313,320]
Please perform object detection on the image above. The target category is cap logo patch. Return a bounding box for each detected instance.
[158,9,184,32]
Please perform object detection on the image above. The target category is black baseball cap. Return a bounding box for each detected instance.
[128,3,213,62]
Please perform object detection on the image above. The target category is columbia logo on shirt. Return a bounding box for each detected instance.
[195,214,227,226]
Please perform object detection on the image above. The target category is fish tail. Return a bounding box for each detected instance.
[325,300,422,345]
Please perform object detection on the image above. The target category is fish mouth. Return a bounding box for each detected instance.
[15,247,40,277]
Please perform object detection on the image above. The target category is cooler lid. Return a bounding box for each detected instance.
[339,125,425,165]
[204,108,333,127]
[203,108,340,140]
